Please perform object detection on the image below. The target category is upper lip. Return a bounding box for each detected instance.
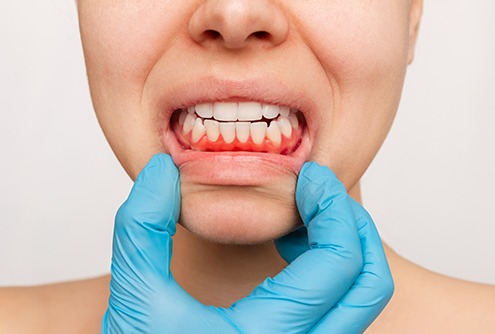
[157,76,316,138]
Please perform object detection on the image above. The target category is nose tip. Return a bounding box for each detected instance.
[189,0,289,49]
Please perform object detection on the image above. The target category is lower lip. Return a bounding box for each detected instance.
[164,127,310,186]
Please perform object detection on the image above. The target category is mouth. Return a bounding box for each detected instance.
[161,80,313,186]
[171,102,305,155]
[166,102,309,186]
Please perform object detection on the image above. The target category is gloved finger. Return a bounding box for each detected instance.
[309,199,394,334]
[111,153,180,286]
[106,154,253,334]
[297,162,361,258]
[221,162,363,333]
[274,226,309,263]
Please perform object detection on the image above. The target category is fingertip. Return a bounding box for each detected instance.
[137,153,178,182]
[298,161,326,178]
[119,153,181,234]
[296,161,346,224]
[297,161,339,191]
[150,152,175,167]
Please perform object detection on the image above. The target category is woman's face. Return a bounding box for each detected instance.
[78,0,421,244]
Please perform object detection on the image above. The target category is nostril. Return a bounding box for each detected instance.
[204,30,221,40]
[252,31,270,39]
[253,31,268,38]
[189,1,289,49]
[203,30,269,42]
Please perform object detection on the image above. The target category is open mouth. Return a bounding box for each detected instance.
[171,102,305,155]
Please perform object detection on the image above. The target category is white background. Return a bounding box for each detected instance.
[0,1,494,285]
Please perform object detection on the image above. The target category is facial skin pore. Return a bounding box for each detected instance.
[78,0,422,245]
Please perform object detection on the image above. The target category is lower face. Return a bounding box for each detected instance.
[78,0,414,244]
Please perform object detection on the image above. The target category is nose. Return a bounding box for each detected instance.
[189,0,289,49]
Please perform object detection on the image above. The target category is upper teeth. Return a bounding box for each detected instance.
[185,102,295,122]
[177,102,301,146]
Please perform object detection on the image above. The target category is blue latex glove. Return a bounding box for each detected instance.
[276,162,394,333]
[103,154,393,333]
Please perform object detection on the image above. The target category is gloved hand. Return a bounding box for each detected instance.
[103,154,393,333]
[275,162,394,333]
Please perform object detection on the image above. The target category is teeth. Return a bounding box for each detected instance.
[204,119,220,142]
[262,104,279,119]
[183,113,196,135]
[191,118,206,143]
[279,106,290,118]
[277,116,292,138]
[219,122,236,144]
[214,102,238,121]
[178,104,302,146]
[288,112,299,130]
[178,109,188,125]
[195,103,213,118]
[266,121,282,145]
[189,102,299,122]
[237,102,263,121]
[250,122,267,145]
[235,122,250,143]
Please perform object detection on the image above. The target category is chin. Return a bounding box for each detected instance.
[179,185,301,245]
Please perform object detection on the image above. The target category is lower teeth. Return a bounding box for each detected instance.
[173,109,303,154]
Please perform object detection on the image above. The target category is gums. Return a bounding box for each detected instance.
[171,110,305,155]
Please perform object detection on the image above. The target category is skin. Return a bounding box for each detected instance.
[77,0,417,244]
[1,0,494,333]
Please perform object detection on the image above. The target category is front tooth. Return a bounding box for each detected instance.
[183,113,196,134]
[213,102,238,121]
[250,122,267,145]
[237,102,263,121]
[235,122,250,143]
[277,116,292,138]
[266,121,282,146]
[195,103,213,118]
[219,122,236,144]
[204,119,220,142]
[288,112,299,130]
[191,118,206,143]
[262,104,279,119]
[187,106,195,114]
[279,106,290,117]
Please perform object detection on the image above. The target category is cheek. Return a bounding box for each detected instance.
[295,2,410,187]
[78,3,188,178]
[79,2,184,79]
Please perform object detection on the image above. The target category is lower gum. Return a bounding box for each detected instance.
[171,110,305,155]
[174,124,302,155]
